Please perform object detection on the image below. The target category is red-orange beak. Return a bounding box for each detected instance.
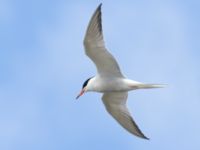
[76,89,85,99]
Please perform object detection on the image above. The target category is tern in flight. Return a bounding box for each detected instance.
[76,3,163,140]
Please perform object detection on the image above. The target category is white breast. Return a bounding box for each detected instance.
[87,76,138,93]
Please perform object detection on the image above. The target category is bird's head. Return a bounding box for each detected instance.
[76,77,93,99]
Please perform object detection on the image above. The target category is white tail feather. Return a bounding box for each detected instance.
[137,84,166,89]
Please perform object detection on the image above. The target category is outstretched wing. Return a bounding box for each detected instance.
[84,4,123,77]
[102,92,149,139]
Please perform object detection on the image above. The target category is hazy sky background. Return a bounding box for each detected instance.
[0,0,200,150]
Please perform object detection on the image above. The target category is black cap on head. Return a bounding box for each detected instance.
[82,77,93,89]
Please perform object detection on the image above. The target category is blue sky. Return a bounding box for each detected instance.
[0,0,200,150]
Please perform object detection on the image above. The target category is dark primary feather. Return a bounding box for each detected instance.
[84,3,103,46]
[102,92,149,140]
[83,3,124,77]
[96,4,102,33]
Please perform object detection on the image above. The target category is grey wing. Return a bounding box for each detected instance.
[102,92,149,139]
[84,4,123,77]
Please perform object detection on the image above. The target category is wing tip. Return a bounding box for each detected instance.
[142,135,150,140]
[95,3,102,13]
[84,3,105,47]
[129,119,150,140]
[97,3,102,16]
[98,3,102,9]
[135,131,150,140]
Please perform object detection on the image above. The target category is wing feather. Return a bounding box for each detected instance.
[84,4,123,77]
[102,92,149,139]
